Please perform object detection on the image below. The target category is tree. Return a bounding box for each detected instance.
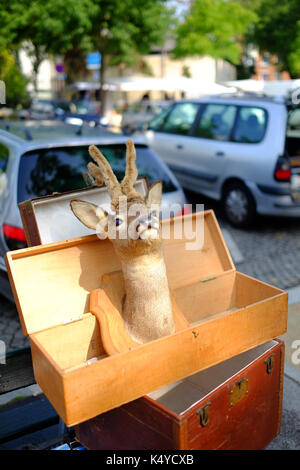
[88,0,175,114]
[173,0,256,65]
[254,0,300,78]
[1,0,174,112]
[0,50,30,108]
[0,0,95,91]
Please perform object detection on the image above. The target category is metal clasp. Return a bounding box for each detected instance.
[264,354,275,374]
[196,402,211,427]
[229,378,249,408]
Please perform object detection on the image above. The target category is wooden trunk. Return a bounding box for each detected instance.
[76,339,284,450]
[5,210,288,427]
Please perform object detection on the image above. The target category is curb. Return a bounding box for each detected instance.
[287,285,300,305]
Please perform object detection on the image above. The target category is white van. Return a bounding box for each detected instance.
[142,93,300,227]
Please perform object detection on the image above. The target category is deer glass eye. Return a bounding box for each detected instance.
[115,218,123,227]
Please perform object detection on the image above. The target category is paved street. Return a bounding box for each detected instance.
[0,189,299,449]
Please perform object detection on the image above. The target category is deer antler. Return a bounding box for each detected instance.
[88,144,123,208]
[121,139,142,200]
[82,162,104,187]
[88,140,143,209]
[87,162,104,186]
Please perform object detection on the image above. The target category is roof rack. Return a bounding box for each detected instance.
[216,90,271,99]
[0,121,33,140]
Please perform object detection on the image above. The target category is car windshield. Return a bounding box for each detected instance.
[18,144,177,202]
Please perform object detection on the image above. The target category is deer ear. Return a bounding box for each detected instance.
[70,199,108,231]
[146,181,162,209]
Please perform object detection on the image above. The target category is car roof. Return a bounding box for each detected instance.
[181,92,286,107]
[0,120,146,151]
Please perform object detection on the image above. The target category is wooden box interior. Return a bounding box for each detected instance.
[30,268,282,376]
[5,210,288,425]
[19,178,148,245]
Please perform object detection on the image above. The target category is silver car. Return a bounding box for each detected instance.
[0,121,186,300]
[141,93,300,227]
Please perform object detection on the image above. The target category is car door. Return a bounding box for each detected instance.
[180,103,238,197]
[144,101,202,188]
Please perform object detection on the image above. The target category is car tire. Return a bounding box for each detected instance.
[222,182,256,228]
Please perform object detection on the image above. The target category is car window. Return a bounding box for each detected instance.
[148,106,172,131]
[233,106,267,143]
[0,142,9,197]
[159,102,199,135]
[195,104,237,141]
[288,108,300,132]
[18,144,177,202]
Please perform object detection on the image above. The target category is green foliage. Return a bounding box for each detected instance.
[87,0,175,112]
[1,0,95,54]
[288,21,300,76]
[0,50,30,108]
[254,0,300,77]
[89,0,175,67]
[0,0,174,104]
[173,0,257,65]
[0,0,96,90]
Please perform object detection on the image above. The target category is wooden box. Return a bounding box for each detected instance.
[5,210,288,427]
[76,339,284,450]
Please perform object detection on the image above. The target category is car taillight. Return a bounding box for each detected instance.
[3,224,27,250]
[174,205,191,217]
[274,156,291,182]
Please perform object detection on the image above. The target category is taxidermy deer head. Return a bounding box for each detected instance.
[70,139,175,344]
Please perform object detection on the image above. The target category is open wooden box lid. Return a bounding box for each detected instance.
[18,178,149,246]
[6,210,235,336]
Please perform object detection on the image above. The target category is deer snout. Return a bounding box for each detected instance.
[136,216,160,240]
[136,219,152,231]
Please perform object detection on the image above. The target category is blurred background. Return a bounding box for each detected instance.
[0,0,300,451]
[0,0,299,126]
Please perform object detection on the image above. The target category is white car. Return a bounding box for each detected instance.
[141,93,300,227]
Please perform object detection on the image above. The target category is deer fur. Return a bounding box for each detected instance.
[70,139,175,344]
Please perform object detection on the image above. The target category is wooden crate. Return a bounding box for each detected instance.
[76,339,284,450]
[5,210,288,426]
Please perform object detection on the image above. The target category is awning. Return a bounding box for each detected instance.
[69,77,236,94]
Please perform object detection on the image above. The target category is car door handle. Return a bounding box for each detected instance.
[215,151,225,157]
[176,144,183,149]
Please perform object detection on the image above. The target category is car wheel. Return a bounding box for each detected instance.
[222,182,256,228]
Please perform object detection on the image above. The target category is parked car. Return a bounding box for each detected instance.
[19,99,106,127]
[121,100,171,135]
[0,120,186,300]
[18,99,57,120]
[140,93,300,227]
[54,100,106,127]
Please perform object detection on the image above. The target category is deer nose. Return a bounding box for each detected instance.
[136,221,152,232]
